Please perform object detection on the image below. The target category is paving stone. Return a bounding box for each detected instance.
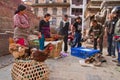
[0,54,14,69]
[49,77,67,80]
[0,47,120,80]
[86,74,102,80]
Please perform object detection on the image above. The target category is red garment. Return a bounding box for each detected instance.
[114,36,120,39]
[16,38,27,46]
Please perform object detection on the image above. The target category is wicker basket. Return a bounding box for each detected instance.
[11,60,49,80]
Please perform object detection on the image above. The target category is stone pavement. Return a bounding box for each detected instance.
[0,64,12,80]
[0,54,14,69]
[47,55,120,80]
[0,53,120,80]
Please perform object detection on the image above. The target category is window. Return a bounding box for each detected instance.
[46,0,49,3]
[46,0,55,3]
[71,8,82,16]
[52,17,57,25]
[35,0,38,3]
[76,9,82,15]
[62,8,67,15]
[63,0,67,3]
[72,8,75,15]
[72,0,83,5]
[87,0,89,4]
[52,8,57,15]
[43,8,48,15]
[34,8,38,16]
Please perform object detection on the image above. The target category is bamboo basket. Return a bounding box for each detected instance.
[11,60,49,80]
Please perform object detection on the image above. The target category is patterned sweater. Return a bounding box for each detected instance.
[13,14,30,40]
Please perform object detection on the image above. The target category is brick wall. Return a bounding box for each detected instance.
[0,0,39,56]
[0,0,39,32]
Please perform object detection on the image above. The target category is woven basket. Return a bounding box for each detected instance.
[11,60,49,80]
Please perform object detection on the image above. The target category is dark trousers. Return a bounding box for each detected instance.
[63,35,68,52]
[94,37,103,53]
[111,39,116,56]
[116,41,120,63]
[72,32,82,47]
[107,34,113,56]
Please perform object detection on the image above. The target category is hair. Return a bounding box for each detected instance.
[76,16,82,20]
[15,4,26,14]
[64,14,68,18]
[75,16,82,24]
[14,10,19,14]
[91,20,97,23]
[44,13,51,18]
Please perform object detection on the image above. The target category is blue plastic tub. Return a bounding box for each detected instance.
[71,47,100,59]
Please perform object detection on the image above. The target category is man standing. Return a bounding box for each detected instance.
[71,17,82,47]
[89,20,104,53]
[111,6,120,66]
[104,13,118,57]
[59,15,69,53]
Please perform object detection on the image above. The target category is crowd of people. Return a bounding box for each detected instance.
[13,2,120,67]
[88,1,120,66]
[105,7,120,66]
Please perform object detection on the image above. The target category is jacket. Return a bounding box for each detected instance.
[89,24,104,38]
[59,20,69,35]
